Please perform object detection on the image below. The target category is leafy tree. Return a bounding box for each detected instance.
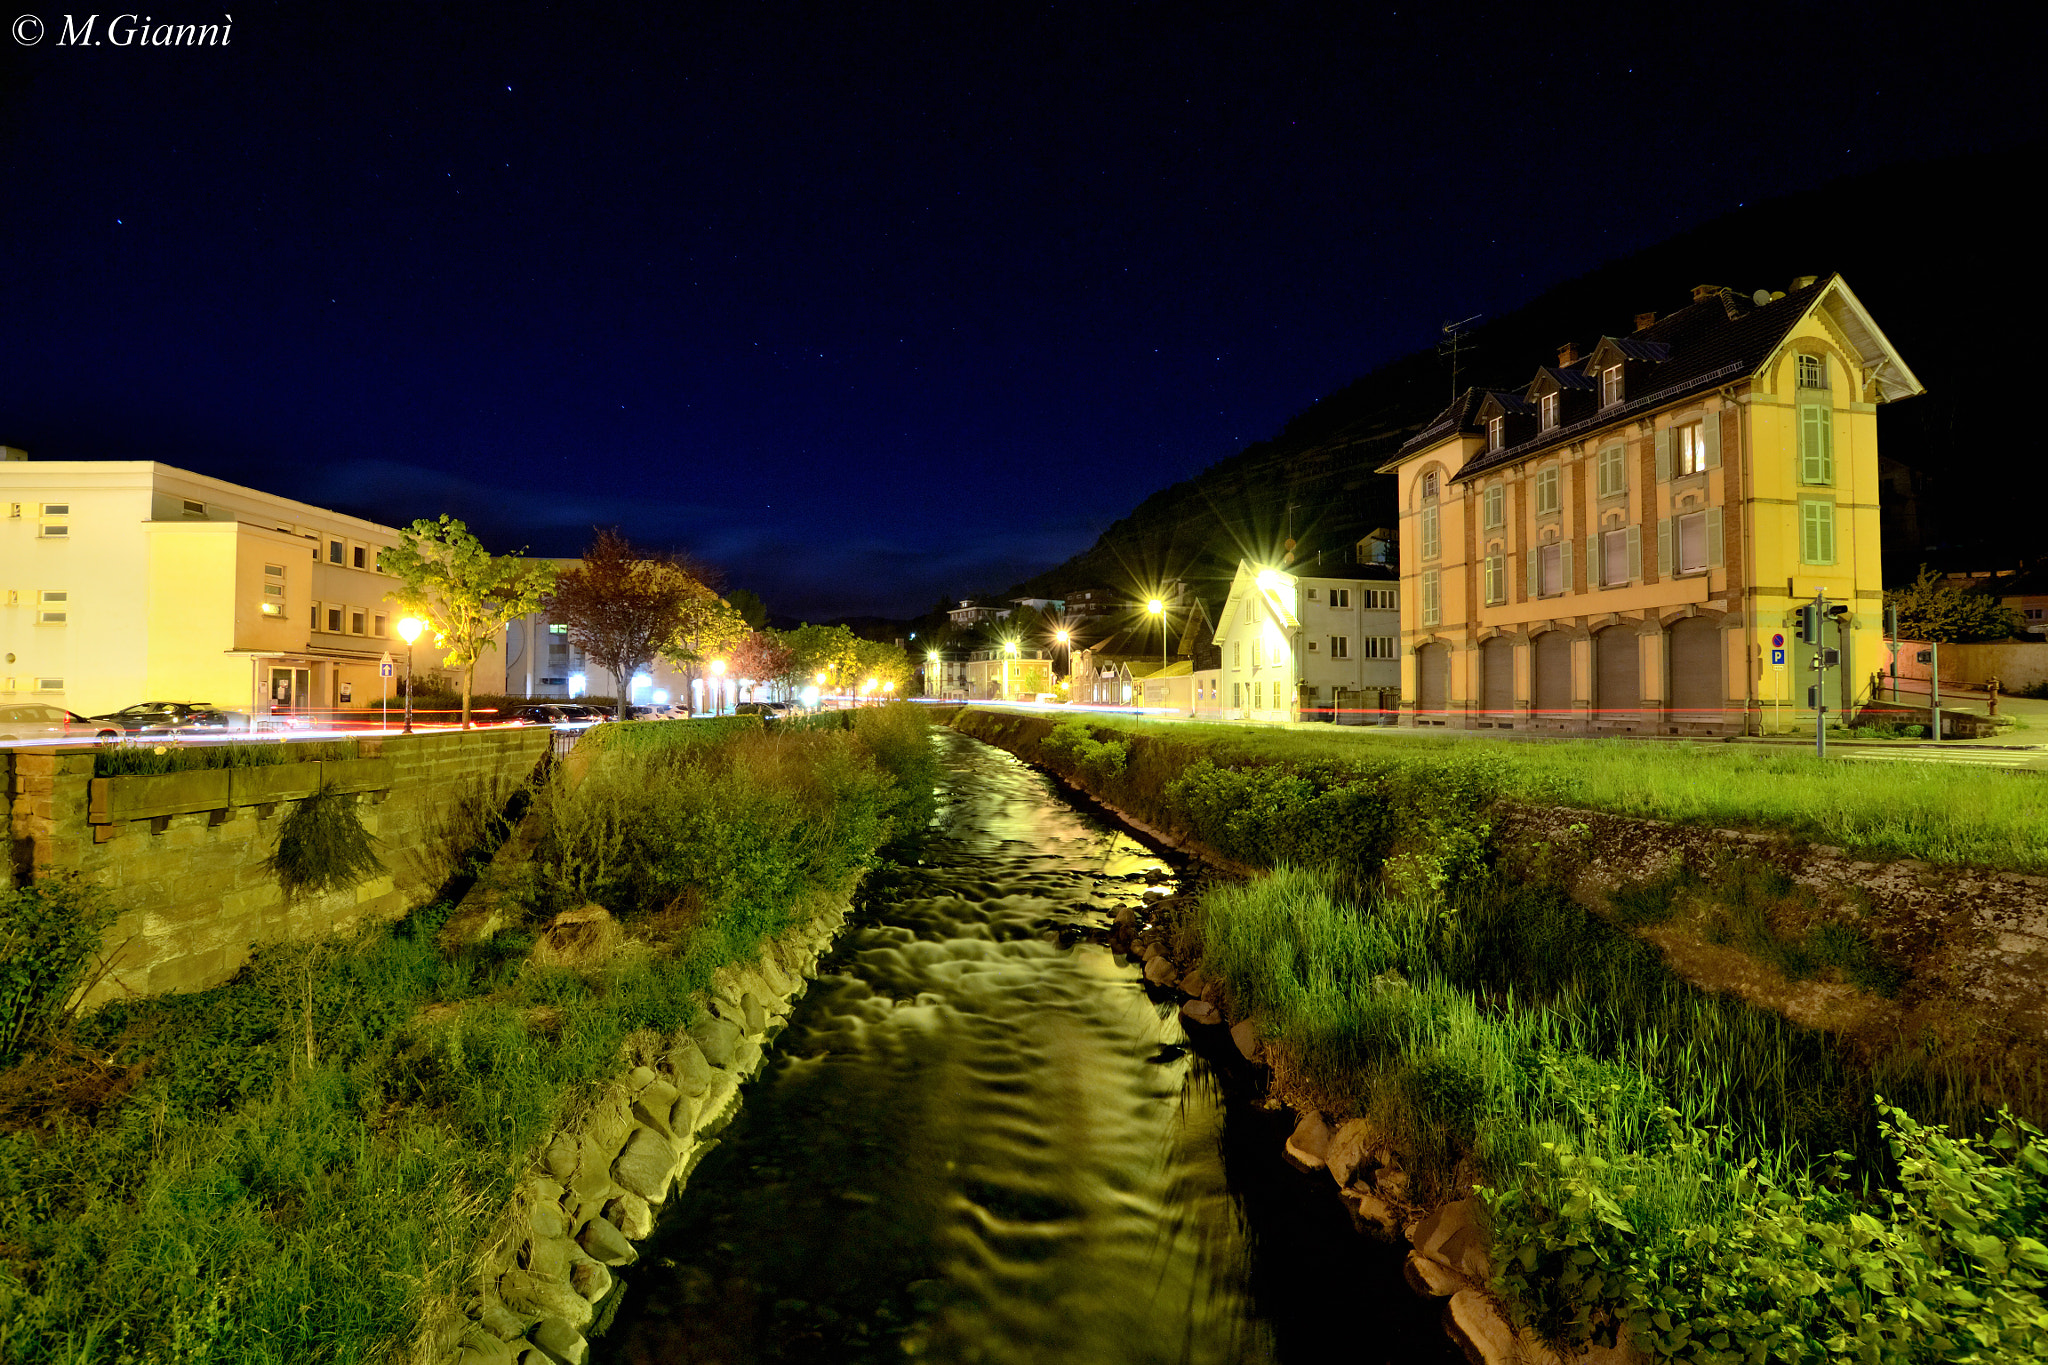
[726,587,770,630]
[1886,566,2025,643]
[550,529,710,721]
[728,630,796,700]
[380,515,556,727]
[781,622,862,695]
[849,636,914,698]
[661,589,750,713]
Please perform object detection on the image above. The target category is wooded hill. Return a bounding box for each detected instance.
[1002,144,2036,611]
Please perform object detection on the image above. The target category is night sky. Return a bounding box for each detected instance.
[1,5,2034,619]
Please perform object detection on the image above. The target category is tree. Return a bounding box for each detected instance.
[661,588,750,713]
[550,529,710,721]
[781,622,862,696]
[849,636,913,698]
[380,515,556,728]
[726,587,770,630]
[1886,566,2025,643]
[728,630,796,701]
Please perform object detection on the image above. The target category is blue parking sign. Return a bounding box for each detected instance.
[1770,648,1785,666]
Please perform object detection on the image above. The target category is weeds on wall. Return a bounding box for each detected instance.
[0,877,121,1068]
[93,737,356,778]
[266,786,385,898]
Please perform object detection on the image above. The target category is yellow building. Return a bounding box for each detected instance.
[0,455,456,720]
[1378,275,1922,734]
[964,644,1053,700]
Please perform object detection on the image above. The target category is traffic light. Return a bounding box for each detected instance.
[1794,603,1819,643]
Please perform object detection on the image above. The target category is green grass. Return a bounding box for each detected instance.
[92,738,358,778]
[1185,869,2048,1361]
[0,710,929,1364]
[958,708,2048,872]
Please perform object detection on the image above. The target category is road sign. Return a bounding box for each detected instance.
[379,653,395,678]
[1771,632,1784,648]
[1771,648,1785,666]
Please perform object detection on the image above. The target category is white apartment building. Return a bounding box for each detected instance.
[1,453,454,719]
[1214,558,1402,722]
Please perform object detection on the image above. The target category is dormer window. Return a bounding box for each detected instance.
[1601,365,1624,407]
[1540,392,1558,430]
[1487,416,1503,451]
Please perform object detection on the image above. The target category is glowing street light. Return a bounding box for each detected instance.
[1146,597,1167,671]
[396,615,425,734]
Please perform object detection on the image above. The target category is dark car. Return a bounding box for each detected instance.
[0,703,123,743]
[555,704,612,724]
[733,701,790,719]
[92,701,250,734]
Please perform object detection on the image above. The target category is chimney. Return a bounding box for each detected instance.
[1790,274,1819,290]
[1634,312,1657,331]
[1557,341,1579,365]
[1691,283,1725,302]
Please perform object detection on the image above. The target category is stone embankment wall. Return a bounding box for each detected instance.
[2,728,550,1004]
[424,903,848,1365]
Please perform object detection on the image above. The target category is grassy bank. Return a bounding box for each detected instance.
[1187,869,2047,1362]
[955,709,2048,872]
[0,705,936,1364]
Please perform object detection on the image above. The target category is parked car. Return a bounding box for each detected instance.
[555,704,613,724]
[733,701,791,719]
[0,703,124,743]
[92,701,250,734]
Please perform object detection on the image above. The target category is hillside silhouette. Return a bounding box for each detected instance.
[1000,144,2035,610]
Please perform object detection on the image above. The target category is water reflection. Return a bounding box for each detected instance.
[604,730,1453,1365]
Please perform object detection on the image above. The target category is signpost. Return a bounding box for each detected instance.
[379,653,395,730]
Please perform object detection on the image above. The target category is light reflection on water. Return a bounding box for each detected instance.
[603,731,1449,1365]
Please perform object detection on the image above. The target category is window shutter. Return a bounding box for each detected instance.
[1587,534,1600,587]
[1560,540,1573,592]
[1655,429,1672,482]
[1818,504,1836,564]
[1526,549,1538,598]
[1818,407,1834,483]
[1656,519,1672,575]
[1705,506,1724,568]
[1702,410,1721,469]
[1626,524,1642,580]
[1800,405,1836,484]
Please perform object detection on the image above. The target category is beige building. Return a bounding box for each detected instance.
[1213,558,1402,722]
[0,454,461,720]
[1378,275,1921,734]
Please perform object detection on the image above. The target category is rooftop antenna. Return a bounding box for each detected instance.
[1439,314,1482,403]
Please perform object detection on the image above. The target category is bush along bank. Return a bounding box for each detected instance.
[0,706,936,1365]
[960,709,2048,1363]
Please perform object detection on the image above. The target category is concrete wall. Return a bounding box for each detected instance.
[1890,639,2048,693]
[4,727,551,1005]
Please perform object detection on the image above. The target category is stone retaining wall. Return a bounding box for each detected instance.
[425,903,847,1365]
[2,728,551,1004]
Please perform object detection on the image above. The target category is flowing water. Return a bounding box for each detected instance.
[603,730,1456,1365]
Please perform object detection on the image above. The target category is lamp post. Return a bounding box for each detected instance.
[864,676,878,707]
[396,616,425,734]
[1003,640,1018,700]
[1147,598,1166,671]
[927,650,940,698]
[710,658,727,716]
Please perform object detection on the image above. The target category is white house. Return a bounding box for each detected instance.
[1213,558,1401,722]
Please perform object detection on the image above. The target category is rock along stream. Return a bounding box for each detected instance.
[602,729,1457,1365]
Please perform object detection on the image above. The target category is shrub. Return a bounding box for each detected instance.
[0,878,121,1067]
[266,787,385,898]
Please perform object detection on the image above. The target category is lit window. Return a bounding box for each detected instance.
[1535,466,1561,515]
[38,503,69,538]
[1598,446,1626,497]
[37,590,67,624]
[1797,353,1828,389]
[1602,528,1631,586]
[1329,635,1350,659]
[1676,422,1709,476]
[1487,416,1503,451]
[1540,392,1558,429]
[1601,365,1624,406]
[1483,483,1505,528]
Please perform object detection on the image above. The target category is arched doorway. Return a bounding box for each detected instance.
[1415,643,1449,720]
[1595,625,1641,727]
[1480,636,1515,723]
[1668,617,1725,722]
[1531,631,1572,723]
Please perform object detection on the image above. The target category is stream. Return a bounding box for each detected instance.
[601,728,1457,1364]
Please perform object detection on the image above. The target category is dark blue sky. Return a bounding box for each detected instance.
[1,4,2033,618]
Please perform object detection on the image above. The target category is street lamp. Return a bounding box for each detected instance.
[396,616,425,734]
[927,649,940,697]
[1003,639,1018,700]
[710,658,727,716]
[1147,598,1166,672]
